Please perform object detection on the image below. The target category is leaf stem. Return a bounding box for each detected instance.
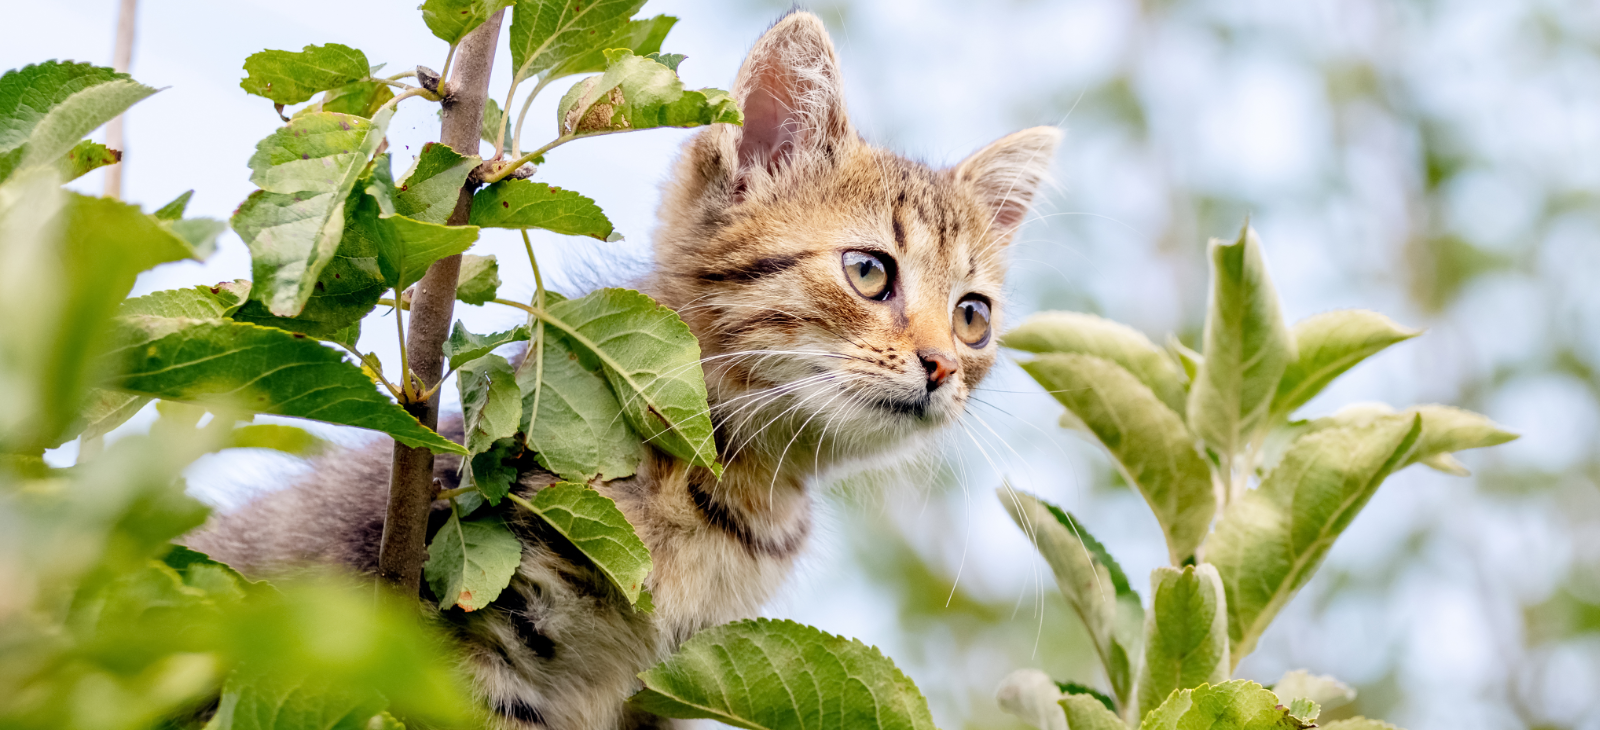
[521,230,547,437]
[393,285,413,400]
[337,341,403,399]
[439,43,459,94]
[386,70,418,81]
[511,76,553,160]
[483,134,571,184]
[506,492,538,513]
[366,77,418,91]
[437,485,474,501]
[376,86,443,116]
[492,80,521,160]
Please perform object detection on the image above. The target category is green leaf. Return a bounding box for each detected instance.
[394,142,479,225]
[557,50,742,138]
[521,482,651,604]
[1139,680,1310,730]
[227,424,328,456]
[1137,565,1230,721]
[1272,310,1420,419]
[121,284,247,319]
[1186,223,1295,457]
[165,217,229,259]
[479,97,514,151]
[999,487,1140,709]
[319,79,395,118]
[421,0,514,45]
[996,669,1068,730]
[444,321,529,370]
[632,618,938,730]
[375,210,480,294]
[1061,694,1129,730]
[153,189,195,220]
[1269,670,1355,712]
[0,61,156,184]
[76,389,150,443]
[1059,683,1117,714]
[205,669,386,730]
[1020,353,1215,564]
[239,43,371,106]
[468,438,520,505]
[457,353,521,454]
[1208,413,1422,666]
[520,330,644,482]
[235,110,391,317]
[469,179,615,239]
[58,138,119,182]
[23,193,201,447]
[1167,334,1202,382]
[543,288,718,472]
[1004,311,1189,416]
[507,0,647,86]
[104,317,465,454]
[541,14,678,82]
[455,253,500,305]
[424,510,521,611]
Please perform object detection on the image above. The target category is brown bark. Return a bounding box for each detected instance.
[377,10,506,593]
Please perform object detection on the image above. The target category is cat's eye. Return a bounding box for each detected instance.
[842,250,893,300]
[953,296,992,347]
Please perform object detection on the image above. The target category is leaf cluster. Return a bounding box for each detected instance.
[997,222,1517,729]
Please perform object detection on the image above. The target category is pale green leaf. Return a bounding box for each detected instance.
[1004,311,1189,416]
[227,424,328,456]
[395,142,479,225]
[1,61,124,152]
[1286,699,1319,724]
[444,321,529,370]
[478,97,514,151]
[203,670,386,730]
[999,487,1140,709]
[557,50,741,138]
[455,253,500,305]
[239,43,371,106]
[996,669,1067,730]
[104,316,465,454]
[522,482,651,603]
[458,353,521,454]
[1318,719,1403,730]
[469,179,615,239]
[1167,334,1201,382]
[57,139,119,182]
[1060,694,1129,730]
[1270,670,1355,712]
[632,618,938,730]
[424,510,520,612]
[1187,223,1295,457]
[1059,683,1117,714]
[1272,310,1420,419]
[507,0,647,86]
[368,711,405,730]
[235,110,391,317]
[1137,565,1230,722]
[121,285,244,319]
[164,217,228,259]
[543,288,718,473]
[421,0,514,45]
[1306,402,1517,473]
[76,389,150,443]
[1139,680,1309,730]
[521,329,644,482]
[1020,353,1215,564]
[1208,414,1421,666]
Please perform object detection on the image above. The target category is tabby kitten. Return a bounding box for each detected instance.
[186,11,1059,729]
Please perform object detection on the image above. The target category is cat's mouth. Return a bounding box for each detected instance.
[870,393,933,420]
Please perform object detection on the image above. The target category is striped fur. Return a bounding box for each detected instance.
[185,11,1058,729]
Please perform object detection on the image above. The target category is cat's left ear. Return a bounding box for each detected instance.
[954,127,1062,237]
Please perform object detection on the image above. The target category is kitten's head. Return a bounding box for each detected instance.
[650,12,1059,472]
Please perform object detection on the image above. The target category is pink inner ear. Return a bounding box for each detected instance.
[737,80,800,176]
[988,197,1031,233]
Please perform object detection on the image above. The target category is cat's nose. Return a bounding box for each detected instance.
[918,350,958,391]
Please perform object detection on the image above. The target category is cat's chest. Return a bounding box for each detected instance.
[595,477,808,646]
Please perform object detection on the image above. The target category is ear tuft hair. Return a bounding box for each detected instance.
[730,11,854,191]
[955,126,1062,237]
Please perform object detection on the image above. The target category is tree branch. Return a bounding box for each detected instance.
[377,9,506,594]
[103,0,137,200]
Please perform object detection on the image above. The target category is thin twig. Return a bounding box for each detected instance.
[103,0,137,201]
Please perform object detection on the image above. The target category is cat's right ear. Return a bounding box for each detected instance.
[690,11,855,204]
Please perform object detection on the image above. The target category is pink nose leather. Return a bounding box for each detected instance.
[919,350,957,391]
